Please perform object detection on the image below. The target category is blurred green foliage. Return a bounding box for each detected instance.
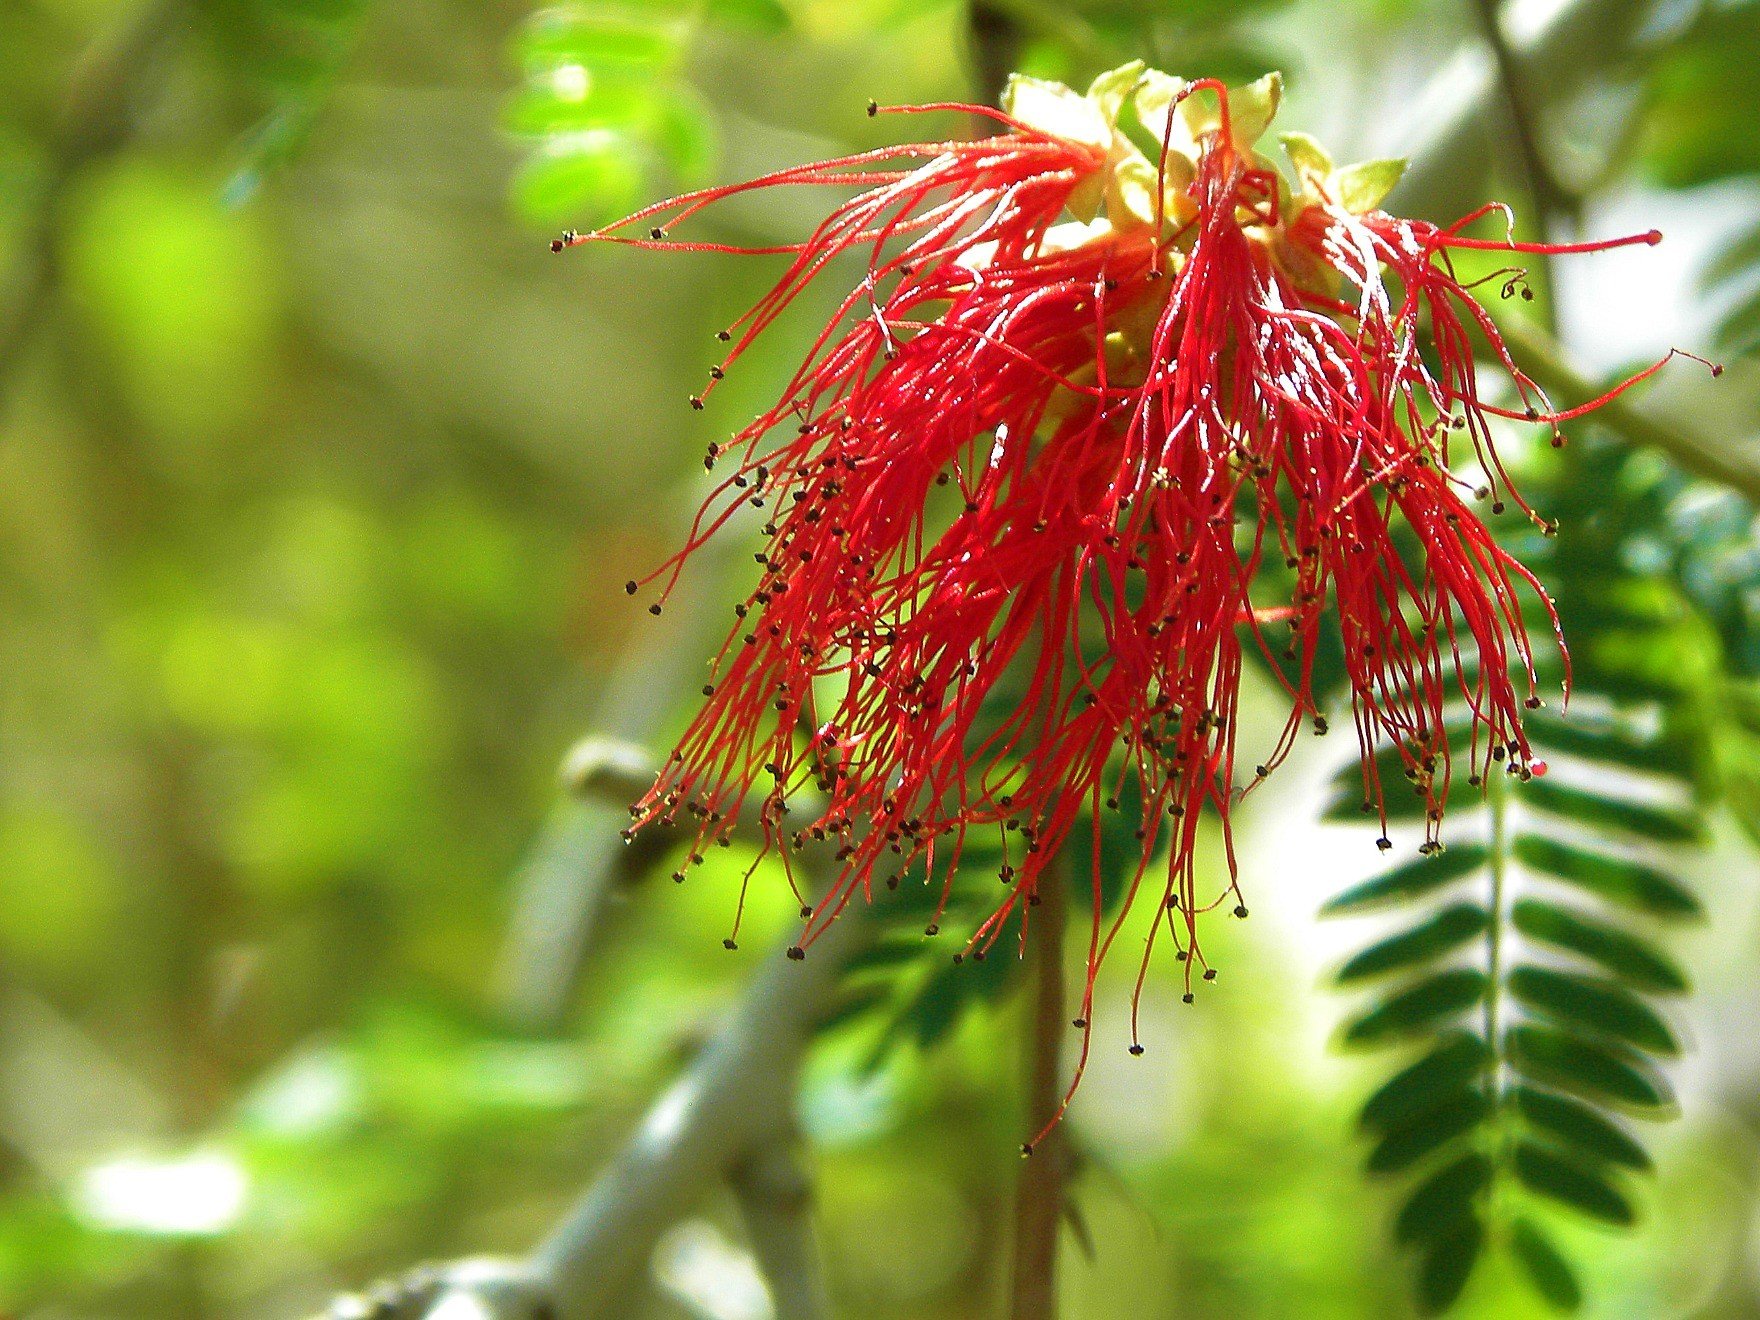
[2,1,1759,1318]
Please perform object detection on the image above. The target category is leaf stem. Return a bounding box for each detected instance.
[1009,843,1069,1320]
[1483,766,1514,1232]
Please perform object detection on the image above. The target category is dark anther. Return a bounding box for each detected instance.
[716,329,732,342]
[786,946,805,960]
[1233,904,1248,918]
[1375,836,1392,852]
[649,603,663,616]
[689,396,704,411]
[624,580,638,595]
[723,938,737,950]
[867,99,879,116]
[1182,992,1195,1004]
[1202,969,1217,981]
[1129,1044,1145,1056]
[1072,1017,1087,1029]
[924,924,939,936]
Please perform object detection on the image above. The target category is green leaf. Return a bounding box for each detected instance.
[1360,1033,1489,1132]
[1334,158,1406,213]
[1280,131,1333,182]
[1521,780,1703,844]
[1002,74,1111,150]
[1336,904,1488,984]
[652,95,717,184]
[1513,835,1701,919]
[1344,970,1487,1047]
[1513,1086,1652,1172]
[503,76,653,137]
[1395,1153,1490,1244]
[1365,1089,1488,1174]
[1508,1026,1673,1113]
[707,0,792,33]
[844,936,928,973]
[1511,1217,1583,1313]
[1513,1141,1636,1225]
[816,980,893,1034]
[1417,1216,1484,1315]
[1221,71,1283,150]
[1086,60,1147,123]
[514,135,643,227]
[521,12,681,72]
[1508,965,1679,1056]
[1510,899,1688,993]
[1322,845,1488,915]
[1523,712,1695,780]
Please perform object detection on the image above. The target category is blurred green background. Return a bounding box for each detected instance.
[3,0,1760,1316]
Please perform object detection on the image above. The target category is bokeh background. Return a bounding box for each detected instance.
[3,0,1760,1316]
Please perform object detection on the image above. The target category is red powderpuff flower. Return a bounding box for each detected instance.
[561,65,1702,1113]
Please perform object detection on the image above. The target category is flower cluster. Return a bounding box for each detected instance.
[563,65,1679,1085]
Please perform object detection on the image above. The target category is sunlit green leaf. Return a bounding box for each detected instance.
[514,134,643,226]
[1395,1153,1490,1244]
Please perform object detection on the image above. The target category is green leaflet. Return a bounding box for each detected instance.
[1336,904,1488,983]
[1512,1141,1637,1225]
[1520,780,1704,844]
[1510,1218,1583,1313]
[1510,898,1689,993]
[1512,1086,1653,1172]
[1507,1025,1674,1113]
[1342,970,1487,1046]
[1359,1034,1489,1133]
[1321,846,1488,914]
[1507,965,1680,1057]
[1417,1217,1485,1316]
[1365,1090,1488,1174]
[1513,834,1702,918]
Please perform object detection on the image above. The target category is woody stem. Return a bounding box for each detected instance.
[1009,843,1069,1320]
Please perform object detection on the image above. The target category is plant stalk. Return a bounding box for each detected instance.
[1008,844,1068,1320]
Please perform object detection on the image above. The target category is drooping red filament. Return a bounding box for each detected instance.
[566,79,1694,1135]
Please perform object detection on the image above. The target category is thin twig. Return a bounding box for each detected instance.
[1464,0,1577,240]
[0,0,187,408]
[1497,317,1758,502]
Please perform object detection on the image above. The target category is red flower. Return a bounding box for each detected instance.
[563,66,1695,1111]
